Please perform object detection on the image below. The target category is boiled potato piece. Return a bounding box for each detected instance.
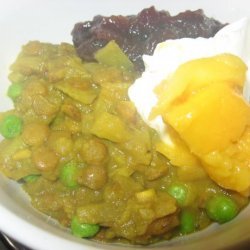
[155,53,250,192]
[91,111,131,143]
[156,127,200,168]
[164,83,250,154]
[94,40,134,71]
[202,128,250,192]
[152,53,247,118]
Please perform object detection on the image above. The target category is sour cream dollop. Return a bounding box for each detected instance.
[128,18,250,141]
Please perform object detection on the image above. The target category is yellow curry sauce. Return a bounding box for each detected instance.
[0,41,248,244]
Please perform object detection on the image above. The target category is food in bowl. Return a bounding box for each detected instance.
[0,6,249,245]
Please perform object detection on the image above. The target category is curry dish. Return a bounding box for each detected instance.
[0,40,248,244]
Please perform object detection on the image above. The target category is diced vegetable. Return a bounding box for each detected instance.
[155,128,200,168]
[0,136,25,162]
[71,216,100,238]
[12,149,31,161]
[23,174,40,183]
[136,189,156,203]
[91,112,131,142]
[55,82,98,104]
[122,128,152,165]
[94,40,134,70]
[180,209,196,234]
[164,84,250,155]
[22,122,49,146]
[7,83,23,100]
[152,54,247,118]
[0,114,23,139]
[167,183,188,206]
[59,162,79,188]
[32,95,58,116]
[205,194,238,223]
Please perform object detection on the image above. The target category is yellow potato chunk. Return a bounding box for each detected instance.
[91,111,131,143]
[154,53,250,193]
[156,127,200,168]
[156,127,207,181]
[202,128,250,192]
[164,83,250,154]
[152,53,247,118]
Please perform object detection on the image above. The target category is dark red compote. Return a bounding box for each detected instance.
[71,6,225,71]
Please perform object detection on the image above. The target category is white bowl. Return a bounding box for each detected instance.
[0,0,250,249]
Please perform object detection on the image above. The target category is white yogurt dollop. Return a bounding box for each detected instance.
[128,18,250,140]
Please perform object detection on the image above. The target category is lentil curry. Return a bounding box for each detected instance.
[0,8,249,245]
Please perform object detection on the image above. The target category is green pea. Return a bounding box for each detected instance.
[71,216,100,238]
[0,115,23,139]
[205,194,238,223]
[7,83,23,100]
[167,183,188,206]
[180,209,196,234]
[23,174,40,183]
[59,162,78,188]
